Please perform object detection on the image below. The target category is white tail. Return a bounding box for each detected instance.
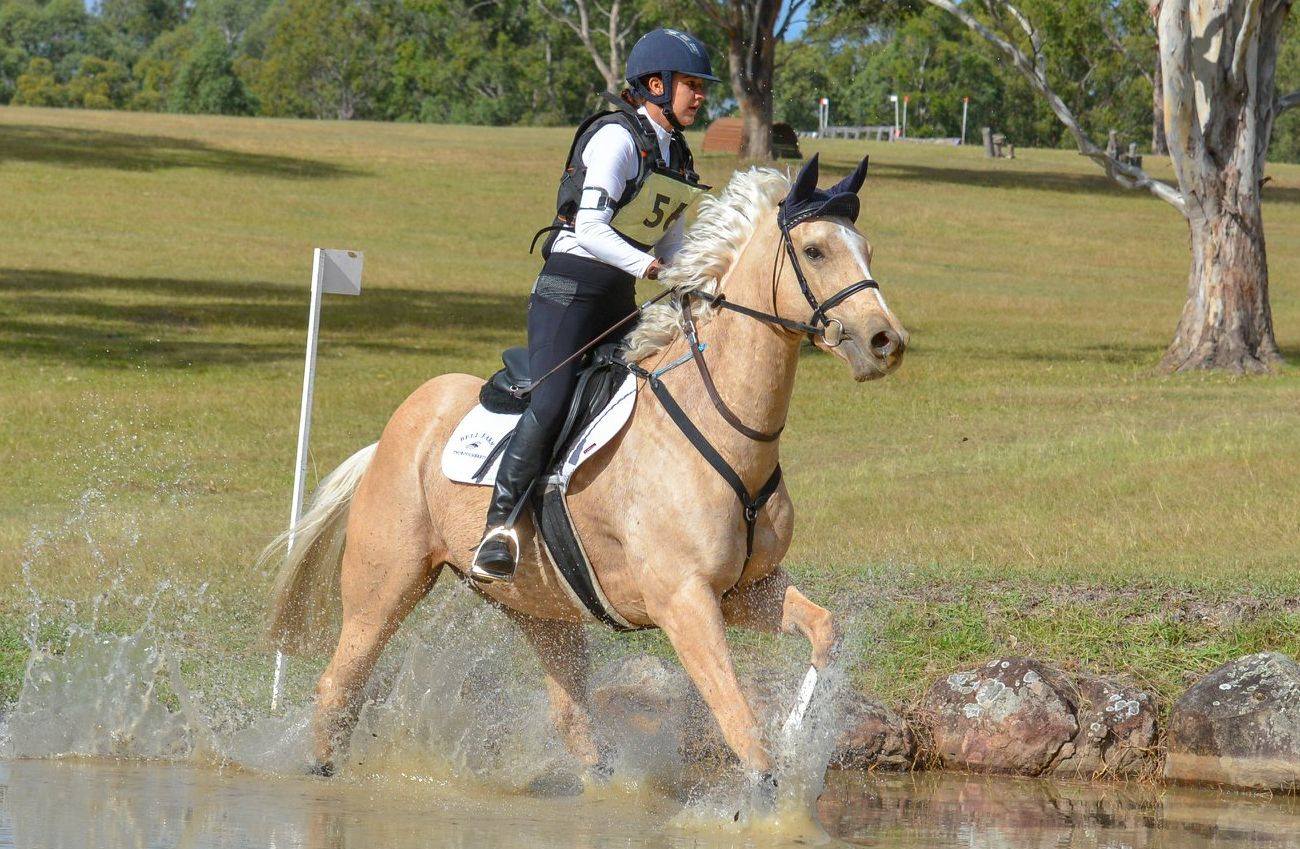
[261,442,377,655]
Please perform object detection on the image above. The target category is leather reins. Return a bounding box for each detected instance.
[629,217,883,563]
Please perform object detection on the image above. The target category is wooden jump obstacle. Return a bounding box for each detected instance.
[702,118,802,158]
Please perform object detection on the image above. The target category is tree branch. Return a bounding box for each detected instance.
[925,0,1186,215]
[1278,90,1300,115]
[776,0,809,42]
[1231,0,1263,86]
[693,0,734,35]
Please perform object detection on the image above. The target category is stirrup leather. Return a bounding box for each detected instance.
[470,526,520,583]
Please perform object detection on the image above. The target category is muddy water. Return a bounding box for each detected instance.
[2,759,1297,849]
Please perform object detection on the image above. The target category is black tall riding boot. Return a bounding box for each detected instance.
[471,409,556,583]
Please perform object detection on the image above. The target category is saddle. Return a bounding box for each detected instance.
[475,342,629,471]
[442,344,644,630]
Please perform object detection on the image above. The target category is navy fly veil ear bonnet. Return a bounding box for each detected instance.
[777,153,869,229]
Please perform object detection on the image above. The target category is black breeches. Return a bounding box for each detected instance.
[525,253,637,442]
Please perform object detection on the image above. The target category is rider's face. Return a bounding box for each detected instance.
[648,74,708,126]
[671,75,708,126]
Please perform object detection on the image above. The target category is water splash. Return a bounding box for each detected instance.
[5,484,857,839]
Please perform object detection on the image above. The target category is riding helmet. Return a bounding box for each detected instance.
[625,28,719,108]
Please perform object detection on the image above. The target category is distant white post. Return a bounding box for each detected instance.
[271,248,363,712]
[902,94,910,139]
[961,96,970,145]
[817,97,829,136]
[889,94,899,140]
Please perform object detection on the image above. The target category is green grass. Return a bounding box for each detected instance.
[1,105,1298,712]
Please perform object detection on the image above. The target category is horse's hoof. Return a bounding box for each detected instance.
[526,767,584,797]
[747,771,779,812]
[585,758,615,787]
[309,761,335,778]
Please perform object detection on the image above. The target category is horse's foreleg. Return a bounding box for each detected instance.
[653,579,773,775]
[721,568,838,669]
[507,612,601,768]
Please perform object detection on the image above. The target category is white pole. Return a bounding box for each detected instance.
[902,95,909,139]
[890,95,899,141]
[781,666,820,741]
[271,248,326,712]
[961,96,969,145]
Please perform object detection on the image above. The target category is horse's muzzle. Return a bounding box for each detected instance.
[838,316,906,381]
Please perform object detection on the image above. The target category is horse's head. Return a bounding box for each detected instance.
[774,154,907,382]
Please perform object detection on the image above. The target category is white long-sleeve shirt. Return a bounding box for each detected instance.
[550,106,686,278]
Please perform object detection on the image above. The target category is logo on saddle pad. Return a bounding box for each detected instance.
[451,430,497,460]
[441,373,639,489]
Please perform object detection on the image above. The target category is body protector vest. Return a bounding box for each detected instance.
[532,95,708,258]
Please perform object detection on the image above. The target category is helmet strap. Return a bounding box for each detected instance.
[656,71,685,133]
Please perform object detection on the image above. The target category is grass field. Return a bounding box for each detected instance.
[1,105,1298,713]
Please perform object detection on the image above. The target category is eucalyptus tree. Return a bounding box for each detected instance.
[533,0,645,92]
[692,0,810,158]
[927,0,1299,373]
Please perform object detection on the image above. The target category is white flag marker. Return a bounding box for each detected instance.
[272,249,363,712]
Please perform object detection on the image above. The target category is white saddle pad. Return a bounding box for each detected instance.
[441,371,638,490]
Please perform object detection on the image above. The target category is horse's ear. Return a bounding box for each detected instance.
[828,155,869,196]
[788,153,820,203]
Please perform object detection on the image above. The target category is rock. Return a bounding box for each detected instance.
[737,669,914,770]
[1165,652,1300,791]
[828,690,915,771]
[918,658,1156,777]
[1051,672,1156,778]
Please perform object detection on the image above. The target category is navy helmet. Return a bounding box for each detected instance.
[625,29,718,125]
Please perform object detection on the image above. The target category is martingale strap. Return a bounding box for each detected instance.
[646,372,782,563]
[680,303,782,443]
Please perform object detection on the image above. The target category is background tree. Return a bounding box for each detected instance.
[168,29,251,114]
[693,0,808,158]
[534,0,642,92]
[247,0,395,120]
[925,0,1297,373]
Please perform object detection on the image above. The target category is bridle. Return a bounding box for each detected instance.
[670,214,883,442]
[627,213,885,565]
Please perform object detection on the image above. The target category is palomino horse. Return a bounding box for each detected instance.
[263,155,907,781]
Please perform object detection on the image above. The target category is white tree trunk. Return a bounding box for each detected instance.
[1157,0,1289,372]
[926,0,1292,373]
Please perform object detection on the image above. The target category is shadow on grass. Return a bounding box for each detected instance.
[0,267,526,369]
[817,156,1300,206]
[0,124,361,180]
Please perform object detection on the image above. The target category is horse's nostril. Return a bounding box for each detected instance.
[870,330,897,357]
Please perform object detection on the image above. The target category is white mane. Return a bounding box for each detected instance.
[622,167,790,362]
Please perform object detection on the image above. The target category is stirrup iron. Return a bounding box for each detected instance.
[471,526,519,584]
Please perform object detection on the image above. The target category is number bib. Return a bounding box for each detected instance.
[610,169,708,250]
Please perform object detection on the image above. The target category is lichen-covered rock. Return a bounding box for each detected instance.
[1052,672,1156,778]
[920,658,1077,774]
[829,690,915,770]
[1165,652,1300,791]
[918,658,1156,777]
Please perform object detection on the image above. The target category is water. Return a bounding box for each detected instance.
[1,758,1298,848]
[5,490,1299,847]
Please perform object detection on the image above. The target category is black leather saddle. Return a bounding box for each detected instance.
[473,343,631,479]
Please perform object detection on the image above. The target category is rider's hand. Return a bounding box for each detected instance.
[645,259,665,280]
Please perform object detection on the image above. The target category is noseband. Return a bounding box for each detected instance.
[627,216,886,568]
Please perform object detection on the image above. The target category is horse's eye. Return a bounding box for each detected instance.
[803,245,823,261]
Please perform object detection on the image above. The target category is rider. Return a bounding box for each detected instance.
[471,28,718,583]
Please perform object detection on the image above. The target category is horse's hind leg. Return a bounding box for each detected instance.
[313,525,443,773]
[506,611,601,769]
[721,568,838,669]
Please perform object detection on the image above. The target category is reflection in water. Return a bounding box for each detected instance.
[818,770,1300,848]
[2,760,1298,849]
